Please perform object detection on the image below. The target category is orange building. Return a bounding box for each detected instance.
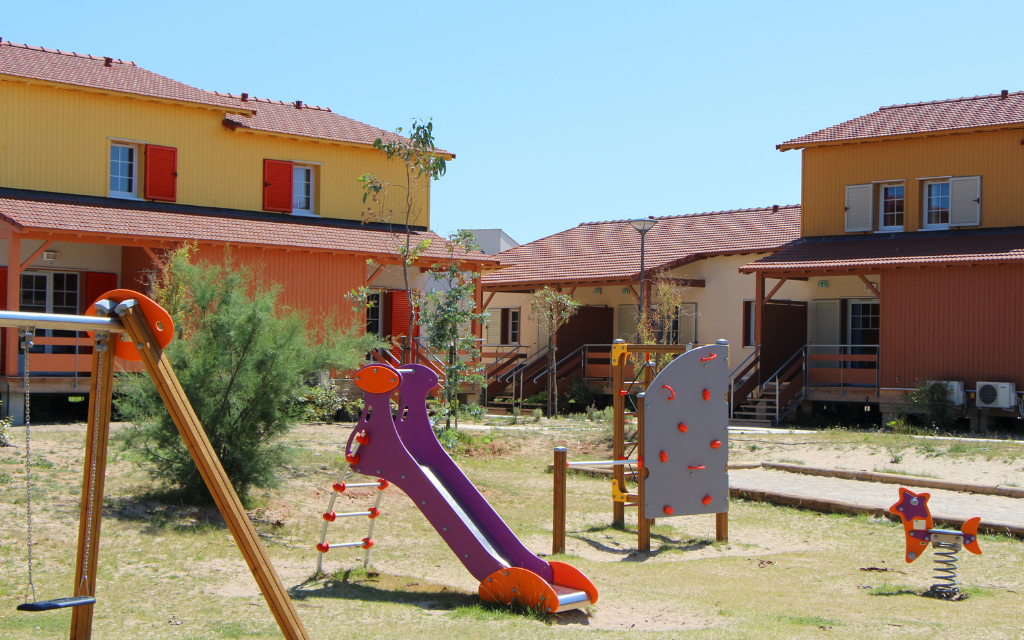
[0,40,494,422]
[740,91,1024,430]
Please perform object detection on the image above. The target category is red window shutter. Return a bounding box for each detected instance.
[263,159,293,213]
[0,267,7,372]
[144,145,178,202]
[390,291,412,338]
[85,272,119,312]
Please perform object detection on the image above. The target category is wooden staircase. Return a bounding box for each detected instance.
[730,347,805,427]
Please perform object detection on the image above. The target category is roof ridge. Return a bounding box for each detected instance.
[879,91,1022,111]
[210,91,333,112]
[0,39,135,66]
[578,204,800,227]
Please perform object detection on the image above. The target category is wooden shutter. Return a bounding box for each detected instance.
[0,267,6,372]
[500,308,510,344]
[263,159,293,213]
[742,301,754,347]
[845,184,873,232]
[617,304,639,342]
[85,272,119,312]
[485,314,501,344]
[811,299,841,369]
[949,176,981,226]
[144,145,178,202]
[677,302,697,345]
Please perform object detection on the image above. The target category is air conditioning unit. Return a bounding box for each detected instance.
[935,381,965,406]
[975,382,1017,409]
[41,250,60,261]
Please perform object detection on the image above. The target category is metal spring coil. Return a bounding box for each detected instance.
[931,542,960,594]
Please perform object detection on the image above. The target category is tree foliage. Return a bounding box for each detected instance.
[530,287,581,417]
[635,274,695,372]
[117,245,377,505]
[899,381,958,431]
[419,231,487,428]
[359,119,446,363]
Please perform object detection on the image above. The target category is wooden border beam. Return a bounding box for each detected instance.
[118,304,310,640]
[764,277,788,303]
[21,239,55,269]
[858,274,880,298]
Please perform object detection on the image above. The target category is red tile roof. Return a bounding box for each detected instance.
[739,228,1024,273]
[482,205,801,289]
[779,91,1024,149]
[0,40,251,114]
[0,195,495,265]
[219,97,425,152]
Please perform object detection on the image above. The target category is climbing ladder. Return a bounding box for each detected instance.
[314,430,389,573]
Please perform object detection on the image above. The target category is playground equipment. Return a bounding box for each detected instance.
[3,292,310,640]
[890,487,982,598]
[314,437,390,572]
[553,340,729,553]
[315,363,598,613]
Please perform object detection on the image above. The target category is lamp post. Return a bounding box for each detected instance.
[628,218,658,337]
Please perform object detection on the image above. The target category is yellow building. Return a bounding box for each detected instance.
[0,40,492,423]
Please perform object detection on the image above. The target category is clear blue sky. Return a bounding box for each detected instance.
[6,1,1023,244]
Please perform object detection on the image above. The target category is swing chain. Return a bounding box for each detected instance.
[78,331,109,599]
[20,327,36,603]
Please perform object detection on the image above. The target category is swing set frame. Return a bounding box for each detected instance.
[1,292,310,640]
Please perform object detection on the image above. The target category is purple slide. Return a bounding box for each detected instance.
[346,364,597,612]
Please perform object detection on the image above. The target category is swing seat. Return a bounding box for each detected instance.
[17,596,95,611]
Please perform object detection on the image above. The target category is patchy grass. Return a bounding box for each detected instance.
[872,467,940,479]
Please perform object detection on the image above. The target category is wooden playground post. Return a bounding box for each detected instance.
[716,512,728,542]
[118,302,311,640]
[636,389,650,552]
[68,337,115,640]
[611,340,626,525]
[552,447,567,554]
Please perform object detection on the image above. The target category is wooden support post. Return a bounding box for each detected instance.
[6,232,21,377]
[637,361,654,552]
[716,512,729,543]
[611,342,626,525]
[118,304,310,640]
[552,447,567,555]
[68,337,115,640]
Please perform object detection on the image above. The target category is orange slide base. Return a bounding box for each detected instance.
[478,562,597,613]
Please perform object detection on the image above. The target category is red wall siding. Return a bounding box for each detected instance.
[121,246,155,295]
[880,264,1024,389]
[193,245,364,327]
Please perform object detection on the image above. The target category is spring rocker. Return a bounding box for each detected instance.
[553,339,729,553]
[3,291,310,640]
[314,362,598,613]
[890,487,982,599]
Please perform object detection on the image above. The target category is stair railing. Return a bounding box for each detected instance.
[728,345,760,420]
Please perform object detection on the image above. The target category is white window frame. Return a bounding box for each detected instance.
[108,142,141,200]
[877,183,905,232]
[922,179,951,230]
[291,164,316,216]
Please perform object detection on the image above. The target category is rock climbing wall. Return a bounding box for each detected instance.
[642,343,729,517]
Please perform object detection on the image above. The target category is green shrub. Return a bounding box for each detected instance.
[304,378,344,423]
[531,408,543,423]
[564,379,600,411]
[899,381,957,431]
[116,246,377,505]
[525,390,547,405]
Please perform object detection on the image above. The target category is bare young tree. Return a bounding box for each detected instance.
[530,287,581,417]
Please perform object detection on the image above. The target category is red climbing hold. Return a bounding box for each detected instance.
[678,423,688,433]
[378,479,390,490]
[702,389,710,401]
[663,506,674,515]
[333,482,346,493]
[688,465,705,470]
[356,431,370,445]
[710,440,722,449]
[619,390,629,396]
[316,542,330,553]
[361,538,375,550]
[662,384,675,400]
[702,495,713,505]
[700,353,718,362]
[638,454,644,469]
[323,511,337,522]
[368,507,380,519]
[346,453,359,465]
[659,451,668,463]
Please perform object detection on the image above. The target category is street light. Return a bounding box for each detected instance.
[628,218,658,337]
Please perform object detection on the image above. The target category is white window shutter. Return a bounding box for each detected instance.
[811,299,841,369]
[845,184,873,232]
[949,176,981,226]
[617,304,639,342]
[677,303,697,345]
[485,315,501,345]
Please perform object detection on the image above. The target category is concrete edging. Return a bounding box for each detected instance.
[758,462,1024,499]
[729,487,1024,539]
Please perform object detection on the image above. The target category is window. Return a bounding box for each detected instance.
[366,291,382,336]
[109,143,139,198]
[292,164,315,215]
[742,301,756,347]
[20,271,81,355]
[500,308,520,345]
[879,184,904,231]
[923,181,950,229]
